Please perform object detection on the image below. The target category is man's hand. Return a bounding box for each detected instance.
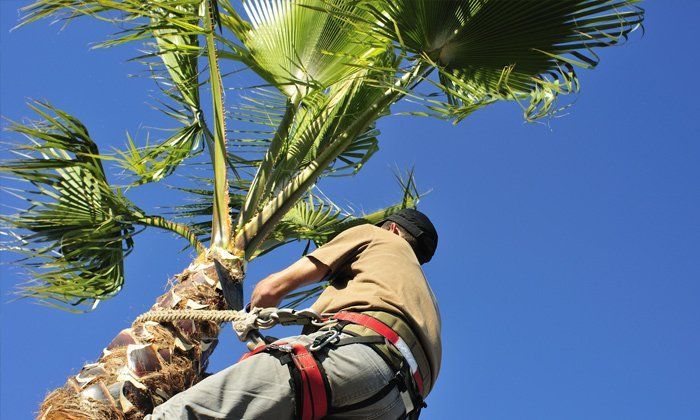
[249,256,329,309]
[250,275,285,309]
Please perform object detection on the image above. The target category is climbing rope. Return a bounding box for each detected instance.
[135,307,332,346]
[135,309,246,324]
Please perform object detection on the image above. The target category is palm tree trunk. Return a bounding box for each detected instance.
[38,252,243,420]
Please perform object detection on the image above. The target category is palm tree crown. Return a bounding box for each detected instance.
[1,1,643,418]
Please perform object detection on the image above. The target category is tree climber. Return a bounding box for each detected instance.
[146,208,441,419]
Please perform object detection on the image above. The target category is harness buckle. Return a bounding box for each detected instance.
[308,329,341,352]
[393,363,423,417]
[400,389,415,416]
[268,343,293,353]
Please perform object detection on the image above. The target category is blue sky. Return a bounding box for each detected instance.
[1,2,699,419]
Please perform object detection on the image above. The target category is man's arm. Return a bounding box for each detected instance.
[249,256,329,308]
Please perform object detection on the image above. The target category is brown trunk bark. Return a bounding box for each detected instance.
[38,252,243,420]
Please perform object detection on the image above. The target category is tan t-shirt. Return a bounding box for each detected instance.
[307,224,442,384]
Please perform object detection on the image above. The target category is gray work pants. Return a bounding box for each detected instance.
[146,330,406,419]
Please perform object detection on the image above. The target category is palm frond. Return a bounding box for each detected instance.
[219,0,385,100]
[266,193,349,250]
[149,1,203,112]
[115,123,205,185]
[279,90,382,179]
[256,51,397,207]
[326,126,379,176]
[227,56,388,231]
[1,101,143,310]
[233,57,426,257]
[229,88,288,149]
[21,0,212,184]
[19,0,207,48]
[125,1,211,185]
[358,0,644,121]
[1,101,205,310]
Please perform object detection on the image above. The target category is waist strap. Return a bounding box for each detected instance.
[333,312,425,395]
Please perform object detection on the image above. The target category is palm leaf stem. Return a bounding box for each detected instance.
[202,121,241,181]
[234,62,430,258]
[137,215,205,253]
[203,0,231,250]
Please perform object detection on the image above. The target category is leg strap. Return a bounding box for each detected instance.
[329,370,402,415]
[332,312,425,395]
[237,341,330,420]
[329,314,428,418]
[289,343,329,420]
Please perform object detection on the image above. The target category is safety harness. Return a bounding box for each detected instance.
[239,311,428,419]
[137,306,431,419]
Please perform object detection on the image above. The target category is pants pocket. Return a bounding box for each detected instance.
[320,342,394,407]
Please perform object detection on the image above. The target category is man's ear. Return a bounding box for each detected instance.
[388,222,401,236]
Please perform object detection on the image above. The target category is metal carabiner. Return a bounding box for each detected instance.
[310,314,337,327]
[308,329,341,352]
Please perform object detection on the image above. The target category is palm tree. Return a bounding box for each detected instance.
[2,0,643,418]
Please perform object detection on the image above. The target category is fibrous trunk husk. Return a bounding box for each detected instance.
[38,252,242,420]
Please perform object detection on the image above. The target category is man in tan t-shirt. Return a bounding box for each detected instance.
[147,209,441,419]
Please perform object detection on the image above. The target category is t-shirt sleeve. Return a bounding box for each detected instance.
[306,224,374,273]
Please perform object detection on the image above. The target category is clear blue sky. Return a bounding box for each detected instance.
[1,2,699,419]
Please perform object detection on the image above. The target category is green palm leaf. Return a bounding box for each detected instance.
[118,0,209,185]
[229,88,288,153]
[1,101,142,310]
[229,51,394,232]
[233,62,400,253]
[20,0,214,184]
[1,102,204,310]
[219,0,384,100]
[19,0,207,47]
[115,123,205,185]
[359,0,644,121]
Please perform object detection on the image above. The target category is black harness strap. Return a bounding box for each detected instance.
[279,353,304,417]
[330,335,386,347]
[329,372,403,414]
[317,324,425,418]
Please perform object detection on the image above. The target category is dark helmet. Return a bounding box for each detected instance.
[382,208,438,264]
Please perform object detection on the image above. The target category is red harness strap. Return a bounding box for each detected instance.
[333,311,425,395]
[238,343,269,362]
[238,341,328,420]
[290,343,328,420]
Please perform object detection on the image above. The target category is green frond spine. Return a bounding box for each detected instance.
[137,216,206,254]
[203,0,232,250]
